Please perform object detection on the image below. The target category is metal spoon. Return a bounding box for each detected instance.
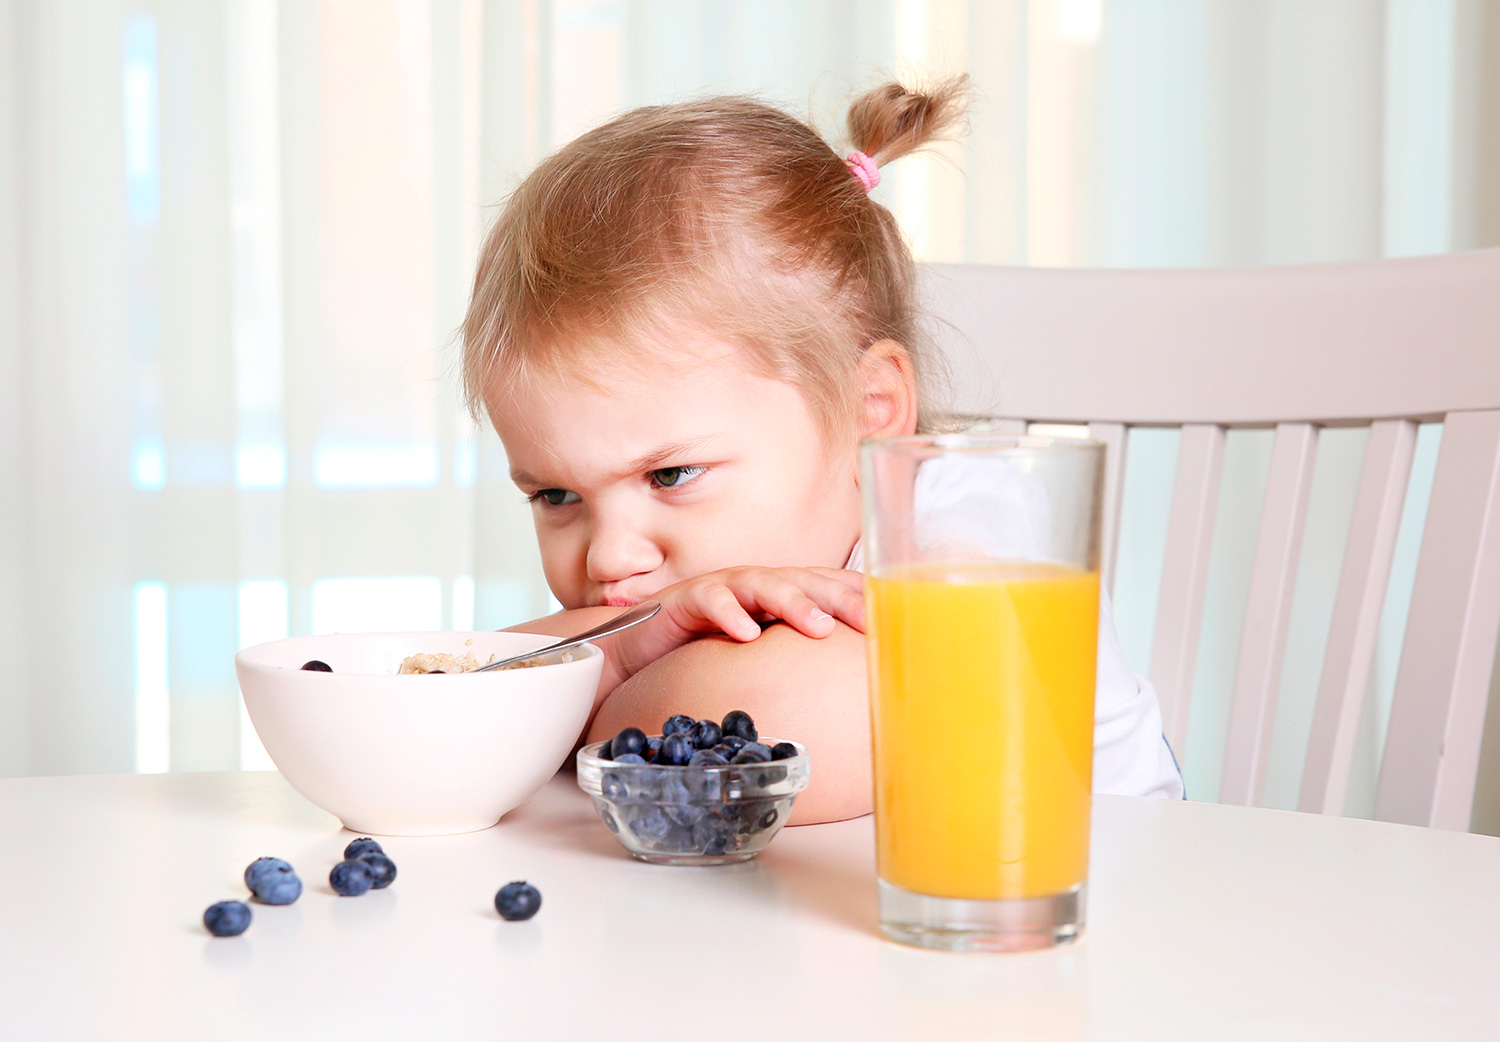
[473,601,662,672]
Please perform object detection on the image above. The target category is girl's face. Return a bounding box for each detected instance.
[485,334,864,609]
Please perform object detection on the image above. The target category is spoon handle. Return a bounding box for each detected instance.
[474,601,662,672]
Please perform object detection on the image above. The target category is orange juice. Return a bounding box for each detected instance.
[867,562,1099,901]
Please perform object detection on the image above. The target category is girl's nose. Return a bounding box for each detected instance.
[584,516,665,586]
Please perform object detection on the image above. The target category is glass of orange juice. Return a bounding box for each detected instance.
[861,433,1104,952]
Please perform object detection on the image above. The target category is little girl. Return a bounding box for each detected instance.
[461,78,1183,823]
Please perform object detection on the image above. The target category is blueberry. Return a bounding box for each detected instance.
[718,735,748,757]
[658,774,705,826]
[757,806,780,830]
[601,770,629,801]
[692,815,734,854]
[731,742,771,764]
[598,738,614,760]
[203,900,252,937]
[329,859,374,896]
[658,733,695,767]
[301,660,333,672]
[662,822,698,852]
[629,767,667,801]
[770,742,798,761]
[612,727,647,758]
[600,807,620,833]
[645,735,663,762]
[249,864,302,905]
[358,852,397,889]
[664,802,705,827]
[343,837,383,860]
[243,856,292,892]
[495,881,542,921]
[613,752,648,765]
[629,806,672,843]
[756,765,787,788]
[688,749,728,766]
[721,710,758,743]
[689,719,722,749]
[662,714,695,737]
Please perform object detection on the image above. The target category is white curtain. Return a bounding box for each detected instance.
[3,0,1497,824]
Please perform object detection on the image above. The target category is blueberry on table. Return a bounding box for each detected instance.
[250,864,303,905]
[721,710,758,743]
[689,719,722,749]
[358,852,398,889]
[659,733,696,767]
[770,742,798,761]
[330,859,374,896]
[612,727,648,759]
[300,660,333,672]
[203,900,252,937]
[243,856,292,891]
[662,714,695,737]
[495,881,542,921]
[343,837,383,860]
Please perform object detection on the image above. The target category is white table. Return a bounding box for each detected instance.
[2,771,1497,1041]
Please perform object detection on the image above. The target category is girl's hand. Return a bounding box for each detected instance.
[608,566,865,684]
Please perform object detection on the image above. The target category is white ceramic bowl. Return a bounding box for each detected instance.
[234,631,603,836]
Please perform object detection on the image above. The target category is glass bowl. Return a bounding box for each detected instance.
[575,740,810,865]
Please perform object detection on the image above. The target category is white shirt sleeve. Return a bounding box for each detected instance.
[1093,589,1184,799]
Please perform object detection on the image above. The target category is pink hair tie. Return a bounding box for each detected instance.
[846,151,880,193]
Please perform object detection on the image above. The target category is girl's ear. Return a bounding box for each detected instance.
[858,339,919,439]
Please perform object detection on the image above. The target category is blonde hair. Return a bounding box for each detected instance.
[460,76,968,438]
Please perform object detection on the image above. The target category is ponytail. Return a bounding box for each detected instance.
[846,76,969,168]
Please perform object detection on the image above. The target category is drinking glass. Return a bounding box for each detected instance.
[860,434,1104,952]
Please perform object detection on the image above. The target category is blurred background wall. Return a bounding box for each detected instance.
[2,0,1498,826]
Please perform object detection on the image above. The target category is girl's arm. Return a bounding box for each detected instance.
[583,622,872,825]
[504,566,866,736]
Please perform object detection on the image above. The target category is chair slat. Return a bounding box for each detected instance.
[1088,422,1128,594]
[1220,423,1320,806]
[1299,420,1417,815]
[1149,423,1226,759]
[1376,409,1500,829]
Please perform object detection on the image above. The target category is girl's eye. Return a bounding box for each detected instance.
[651,466,706,489]
[530,488,579,507]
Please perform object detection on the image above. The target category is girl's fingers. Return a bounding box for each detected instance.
[732,572,846,638]
[784,570,866,630]
[693,583,762,642]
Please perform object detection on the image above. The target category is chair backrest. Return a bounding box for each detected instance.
[923,251,1500,830]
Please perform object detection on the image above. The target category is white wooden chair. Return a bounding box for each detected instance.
[923,250,1500,830]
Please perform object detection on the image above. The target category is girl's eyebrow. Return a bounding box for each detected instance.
[509,436,721,488]
[624,436,720,475]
